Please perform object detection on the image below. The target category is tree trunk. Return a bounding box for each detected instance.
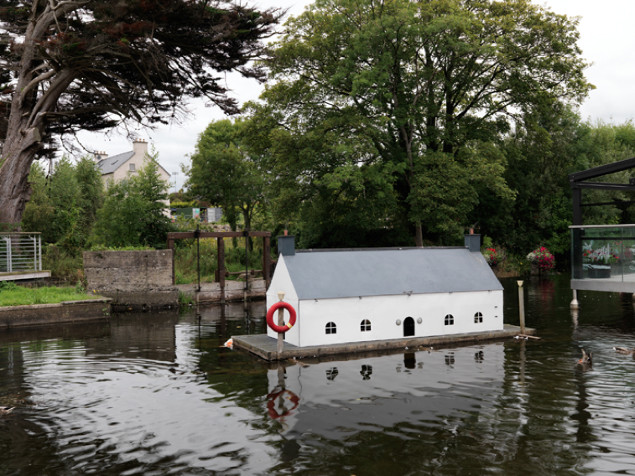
[0,3,75,225]
[0,127,42,225]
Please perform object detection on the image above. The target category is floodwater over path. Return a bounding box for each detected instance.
[0,275,634,475]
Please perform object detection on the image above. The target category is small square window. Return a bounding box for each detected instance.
[325,322,337,334]
[129,163,136,171]
[360,319,371,332]
[444,314,454,326]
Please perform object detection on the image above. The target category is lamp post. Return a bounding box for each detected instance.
[171,171,179,193]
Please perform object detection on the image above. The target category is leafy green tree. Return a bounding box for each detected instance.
[46,158,81,246]
[0,0,279,225]
[75,156,105,239]
[21,162,54,239]
[485,105,584,255]
[478,108,635,259]
[251,0,591,246]
[22,156,104,254]
[91,158,171,248]
[188,119,266,235]
[21,157,80,246]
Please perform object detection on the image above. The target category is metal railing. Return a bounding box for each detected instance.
[570,224,635,282]
[0,233,43,273]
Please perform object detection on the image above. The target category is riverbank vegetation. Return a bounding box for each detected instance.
[18,156,267,285]
[186,0,635,272]
[9,0,635,284]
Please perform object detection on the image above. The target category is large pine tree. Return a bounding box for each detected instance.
[0,0,279,225]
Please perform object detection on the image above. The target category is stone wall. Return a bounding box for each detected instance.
[0,299,111,329]
[83,250,178,310]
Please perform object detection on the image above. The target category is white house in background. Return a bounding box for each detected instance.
[94,139,170,186]
[265,235,504,348]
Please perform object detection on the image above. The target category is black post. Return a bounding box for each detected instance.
[195,224,201,292]
[243,231,249,302]
[571,186,584,279]
[572,186,583,226]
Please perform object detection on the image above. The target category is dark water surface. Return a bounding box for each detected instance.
[0,275,634,475]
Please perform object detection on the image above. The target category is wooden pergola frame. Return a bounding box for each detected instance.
[167,230,272,301]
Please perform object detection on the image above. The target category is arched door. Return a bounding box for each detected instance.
[403,316,415,337]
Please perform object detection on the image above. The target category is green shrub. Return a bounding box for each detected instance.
[43,244,84,283]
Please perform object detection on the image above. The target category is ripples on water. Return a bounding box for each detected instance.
[0,276,633,475]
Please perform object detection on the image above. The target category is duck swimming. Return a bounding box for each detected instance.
[613,346,635,355]
[577,348,592,366]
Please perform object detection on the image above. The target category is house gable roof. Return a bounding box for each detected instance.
[282,247,502,300]
[96,151,171,178]
[96,151,134,175]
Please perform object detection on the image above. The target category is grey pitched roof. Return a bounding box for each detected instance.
[282,247,503,300]
[96,151,134,175]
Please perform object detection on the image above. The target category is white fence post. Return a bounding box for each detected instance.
[0,233,43,274]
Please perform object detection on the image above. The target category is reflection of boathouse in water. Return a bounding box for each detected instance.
[264,234,504,348]
[265,344,507,434]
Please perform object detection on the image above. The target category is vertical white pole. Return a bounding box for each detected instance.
[517,280,525,335]
[277,291,285,357]
[571,289,579,310]
[31,235,37,271]
[7,236,12,272]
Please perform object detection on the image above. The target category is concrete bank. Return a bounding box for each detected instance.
[0,298,112,330]
[233,324,535,361]
[84,250,178,310]
[84,250,267,310]
[176,279,267,305]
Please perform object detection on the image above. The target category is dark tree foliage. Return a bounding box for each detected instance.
[21,156,103,254]
[188,119,267,241]
[250,0,591,247]
[0,0,279,224]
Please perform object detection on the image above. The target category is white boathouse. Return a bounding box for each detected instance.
[265,235,504,348]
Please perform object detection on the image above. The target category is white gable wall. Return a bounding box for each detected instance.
[285,290,503,347]
[266,256,301,344]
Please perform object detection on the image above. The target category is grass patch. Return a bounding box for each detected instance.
[178,290,194,307]
[0,282,102,307]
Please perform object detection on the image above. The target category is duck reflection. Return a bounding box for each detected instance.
[326,367,338,381]
[360,364,372,380]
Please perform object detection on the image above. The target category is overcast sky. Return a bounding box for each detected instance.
[75,0,635,190]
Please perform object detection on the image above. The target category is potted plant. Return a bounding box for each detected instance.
[526,246,555,275]
[483,247,498,267]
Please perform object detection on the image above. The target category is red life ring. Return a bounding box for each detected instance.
[266,301,297,333]
[266,388,300,419]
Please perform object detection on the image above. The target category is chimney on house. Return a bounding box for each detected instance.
[464,233,481,253]
[133,139,148,157]
[94,151,107,161]
[278,235,295,256]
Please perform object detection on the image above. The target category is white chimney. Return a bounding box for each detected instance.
[133,139,148,157]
